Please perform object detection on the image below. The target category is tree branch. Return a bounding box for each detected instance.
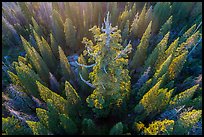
[79,73,95,88]
[75,61,96,68]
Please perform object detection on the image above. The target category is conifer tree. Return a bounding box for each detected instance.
[58,46,73,82]
[82,118,97,135]
[145,5,152,28]
[2,116,32,135]
[179,24,196,43]
[33,30,57,73]
[31,17,43,37]
[118,8,129,30]
[50,33,59,59]
[168,51,188,80]
[26,121,49,135]
[20,36,50,83]
[52,9,66,50]
[130,3,147,38]
[64,18,77,50]
[7,71,22,87]
[81,12,132,117]
[152,2,171,33]
[173,109,202,135]
[169,84,199,108]
[36,81,67,113]
[121,20,130,42]
[143,119,174,135]
[144,32,170,72]
[159,15,173,37]
[15,62,42,98]
[130,21,152,70]
[109,122,123,135]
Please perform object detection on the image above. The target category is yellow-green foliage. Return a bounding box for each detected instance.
[144,32,170,71]
[15,62,42,98]
[26,121,48,135]
[2,116,32,135]
[58,46,73,81]
[159,15,173,36]
[64,18,77,50]
[143,119,174,135]
[83,14,132,116]
[168,51,187,80]
[130,21,152,69]
[36,81,67,113]
[173,109,202,135]
[7,71,22,87]
[169,84,199,108]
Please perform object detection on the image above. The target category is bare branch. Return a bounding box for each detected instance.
[75,61,96,68]
[103,66,108,74]
[79,73,95,88]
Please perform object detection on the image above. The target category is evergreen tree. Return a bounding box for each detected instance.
[143,119,174,135]
[59,114,78,134]
[144,32,170,72]
[52,9,66,50]
[130,21,152,70]
[20,36,50,83]
[109,122,123,135]
[173,109,202,135]
[58,46,73,82]
[169,84,199,108]
[152,2,171,33]
[168,51,188,80]
[121,20,130,42]
[16,62,42,98]
[83,12,132,117]
[36,81,67,114]
[26,121,49,135]
[179,24,196,43]
[2,116,32,135]
[130,3,147,38]
[50,33,59,59]
[33,30,57,73]
[82,118,97,135]
[31,17,43,37]
[159,15,173,37]
[64,18,77,50]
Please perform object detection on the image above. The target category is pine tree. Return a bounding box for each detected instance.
[31,17,43,37]
[83,13,132,117]
[64,18,77,50]
[159,15,173,37]
[59,114,78,134]
[52,9,66,50]
[26,121,49,135]
[20,36,50,83]
[143,119,174,135]
[179,24,196,43]
[168,51,188,80]
[121,20,130,42]
[82,118,97,135]
[145,5,152,28]
[2,116,32,135]
[130,21,152,70]
[50,33,59,59]
[118,8,129,30]
[152,2,171,33]
[144,31,170,72]
[36,81,67,114]
[169,84,199,108]
[33,30,57,73]
[16,62,42,98]
[130,3,147,38]
[173,109,202,135]
[7,71,22,87]
[58,46,73,82]
[109,122,123,135]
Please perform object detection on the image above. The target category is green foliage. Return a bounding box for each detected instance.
[143,119,174,135]
[36,81,67,113]
[2,2,202,135]
[59,46,73,82]
[130,21,152,69]
[2,116,32,135]
[109,122,123,135]
[169,84,199,108]
[82,118,97,135]
[173,109,202,135]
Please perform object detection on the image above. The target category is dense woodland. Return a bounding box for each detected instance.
[2,2,202,135]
